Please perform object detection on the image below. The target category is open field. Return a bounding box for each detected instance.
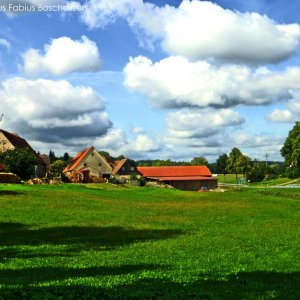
[217,174,244,184]
[217,174,293,187]
[0,183,299,299]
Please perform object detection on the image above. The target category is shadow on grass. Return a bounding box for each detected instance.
[0,190,24,196]
[0,222,183,258]
[0,271,299,299]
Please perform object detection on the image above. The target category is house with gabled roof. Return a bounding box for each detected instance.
[63,146,112,178]
[137,166,218,191]
[0,129,47,177]
[112,158,137,176]
[0,129,35,152]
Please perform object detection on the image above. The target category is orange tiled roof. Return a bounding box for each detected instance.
[155,176,217,181]
[112,158,127,175]
[137,166,212,178]
[63,146,93,172]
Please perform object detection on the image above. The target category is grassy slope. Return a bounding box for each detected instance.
[0,184,299,299]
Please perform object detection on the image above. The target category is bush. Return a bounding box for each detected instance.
[0,149,38,179]
[139,178,146,186]
[246,164,267,183]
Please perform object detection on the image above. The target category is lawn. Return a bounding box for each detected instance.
[0,183,299,299]
[217,174,244,184]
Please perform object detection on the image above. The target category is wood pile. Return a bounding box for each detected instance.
[64,170,106,183]
[66,170,84,183]
[27,178,61,185]
[146,181,174,189]
[28,178,44,185]
[90,175,107,183]
[0,172,21,183]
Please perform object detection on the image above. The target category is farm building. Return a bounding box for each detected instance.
[0,129,48,177]
[112,158,138,176]
[63,146,112,178]
[137,166,218,191]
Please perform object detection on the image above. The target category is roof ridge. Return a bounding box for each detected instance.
[64,146,94,172]
[112,158,128,175]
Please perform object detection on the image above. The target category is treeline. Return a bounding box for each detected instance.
[137,156,209,167]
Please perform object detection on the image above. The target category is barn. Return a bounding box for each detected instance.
[63,146,112,178]
[137,166,218,191]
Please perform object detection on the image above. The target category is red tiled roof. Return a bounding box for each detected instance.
[112,158,127,175]
[155,176,217,181]
[137,166,212,178]
[63,146,93,172]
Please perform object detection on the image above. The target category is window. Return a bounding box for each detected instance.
[131,167,134,171]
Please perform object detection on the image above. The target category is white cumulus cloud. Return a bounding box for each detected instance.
[0,77,112,143]
[166,108,244,139]
[94,128,160,158]
[22,36,101,76]
[124,55,300,109]
[81,0,300,64]
[266,109,295,123]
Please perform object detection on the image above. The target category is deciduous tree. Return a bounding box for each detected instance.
[216,153,228,181]
[191,156,209,167]
[281,121,300,178]
[0,148,38,179]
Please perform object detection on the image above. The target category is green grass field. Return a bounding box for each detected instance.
[217,174,244,184]
[0,183,299,299]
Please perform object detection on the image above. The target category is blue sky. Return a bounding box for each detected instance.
[1,0,300,162]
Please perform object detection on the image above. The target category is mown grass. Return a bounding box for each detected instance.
[0,183,299,299]
[217,174,245,184]
[249,177,292,187]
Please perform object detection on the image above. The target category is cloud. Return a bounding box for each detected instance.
[166,108,244,139]
[0,77,112,143]
[266,91,300,123]
[0,38,10,50]
[266,109,295,123]
[124,55,300,109]
[94,128,160,158]
[22,36,101,76]
[228,132,285,160]
[81,0,300,64]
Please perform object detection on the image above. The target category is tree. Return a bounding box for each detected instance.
[153,159,172,166]
[246,162,267,183]
[191,156,209,166]
[98,151,110,158]
[0,148,38,179]
[281,121,300,178]
[51,160,67,176]
[63,152,70,162]
[49,150,56,164]
[216,153,228,181]
[226,148,251,182]
[236,154,251,176]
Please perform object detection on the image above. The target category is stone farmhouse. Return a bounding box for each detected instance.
[0,129,49,177]
[63,146,112,178]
